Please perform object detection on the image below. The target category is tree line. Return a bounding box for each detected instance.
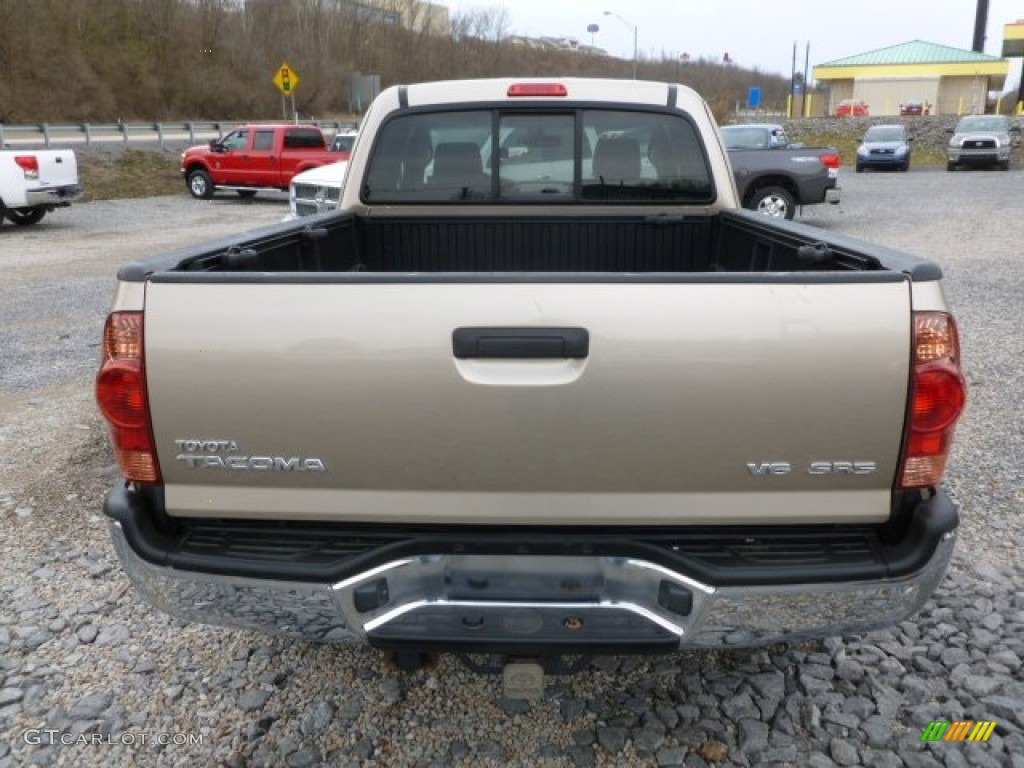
[0,0,791,123]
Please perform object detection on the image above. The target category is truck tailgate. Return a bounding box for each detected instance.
[144,277,911,525]
[30,151,78,188]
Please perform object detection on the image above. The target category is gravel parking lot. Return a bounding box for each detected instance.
[1,173,1022,768]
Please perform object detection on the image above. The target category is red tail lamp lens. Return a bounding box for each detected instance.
[95,312,160,484]
[911,366,966,432]
[898,312,965,489]
[96,361,147,429]
[15,155,39,178]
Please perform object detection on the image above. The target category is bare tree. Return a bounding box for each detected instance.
[0,0,791,122]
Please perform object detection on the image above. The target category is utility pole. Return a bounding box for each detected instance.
[802,42,811,117]
[789,41,797,118]
[604,11,638,79]
[972,0,989,52]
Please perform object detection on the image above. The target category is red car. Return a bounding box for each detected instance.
[900,100,924,116]
[835,99,869,117]
[181,124,331,199]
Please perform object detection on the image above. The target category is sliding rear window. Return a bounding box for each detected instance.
[361,108,714,205]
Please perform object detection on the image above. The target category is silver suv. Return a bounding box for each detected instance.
[947,115,1020,171]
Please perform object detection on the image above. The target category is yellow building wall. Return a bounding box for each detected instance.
[820,74,997,115]
[937,76,991,115]
[828,80,855,112]
[814,59,1008,116]
[855,78,939,116]
[815,61,1007,81]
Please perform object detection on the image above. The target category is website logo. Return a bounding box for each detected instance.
[920,721,997,742]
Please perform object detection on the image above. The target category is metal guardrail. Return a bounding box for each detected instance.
[0,121,349,149]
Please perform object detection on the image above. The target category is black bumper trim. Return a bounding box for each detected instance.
[368,634,680,657]
[104,483,958,589]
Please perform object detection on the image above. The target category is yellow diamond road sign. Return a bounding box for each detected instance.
[274,62,299,96]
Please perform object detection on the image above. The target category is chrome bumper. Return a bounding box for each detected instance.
[25,184,84,206]
[949,148,1010,162]
[109,521,954,650]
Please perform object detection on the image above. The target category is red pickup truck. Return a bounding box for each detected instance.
[181,124,331,199]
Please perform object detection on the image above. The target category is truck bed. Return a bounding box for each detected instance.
[124,209,932,279]
[114,208,939,528]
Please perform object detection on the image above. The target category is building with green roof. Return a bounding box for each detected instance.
[813,40,1009,116]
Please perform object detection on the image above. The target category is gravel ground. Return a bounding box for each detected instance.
[1,173,1022,768]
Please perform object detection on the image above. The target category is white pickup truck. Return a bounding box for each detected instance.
[285,159,350,219]
[285,128,357,219]
[97,78,965,680]
[0,149,82,225]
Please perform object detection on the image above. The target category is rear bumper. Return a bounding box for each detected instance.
[25,184,83,207]
[104,485,957,652]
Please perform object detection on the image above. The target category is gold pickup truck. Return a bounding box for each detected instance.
[96,78,965,675]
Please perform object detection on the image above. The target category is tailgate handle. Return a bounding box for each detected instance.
[453,327,589,359]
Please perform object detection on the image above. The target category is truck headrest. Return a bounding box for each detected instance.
[593,137,641,182]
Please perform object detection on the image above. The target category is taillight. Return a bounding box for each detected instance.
[507,83,568,97]
[95,312,161,484]
[820,153,842,169]
[898,312,965,489]
[15,155,39,179]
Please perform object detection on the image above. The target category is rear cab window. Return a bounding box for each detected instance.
[721,126,770,150]
[362,108,714,205]
[283,129,326,149]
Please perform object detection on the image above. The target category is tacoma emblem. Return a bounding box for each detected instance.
[176,455,326,471]
[174,438,326,472]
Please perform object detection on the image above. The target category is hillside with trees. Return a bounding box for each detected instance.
[0,0,791,122]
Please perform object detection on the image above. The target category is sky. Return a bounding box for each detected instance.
[445,0,1024,89]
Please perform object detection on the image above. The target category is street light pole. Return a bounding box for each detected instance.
[603,10,638,79]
